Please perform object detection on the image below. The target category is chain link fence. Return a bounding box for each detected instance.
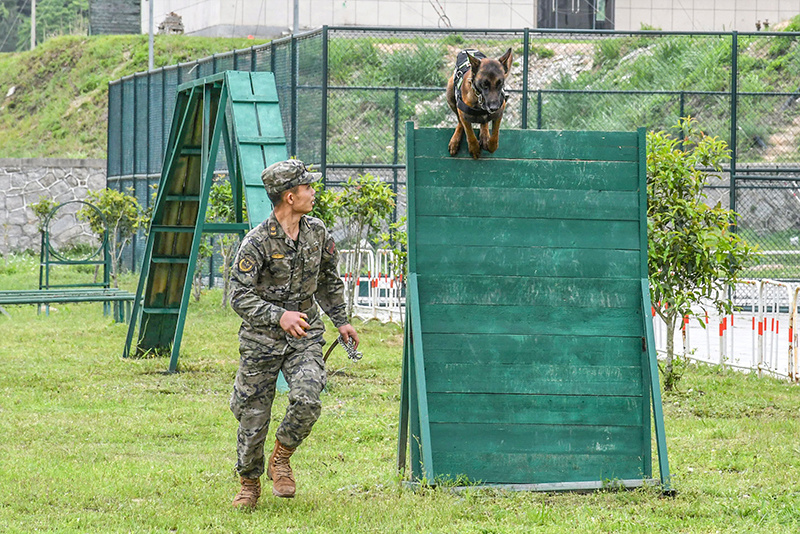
[108,27,800,282]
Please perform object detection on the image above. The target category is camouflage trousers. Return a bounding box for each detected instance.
[230,336,327,479]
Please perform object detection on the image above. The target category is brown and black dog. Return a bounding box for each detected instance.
[446,48,513,159]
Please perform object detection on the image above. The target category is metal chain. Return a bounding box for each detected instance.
[337,335,363,361]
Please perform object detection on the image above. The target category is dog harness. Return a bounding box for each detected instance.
[452,49,506,124]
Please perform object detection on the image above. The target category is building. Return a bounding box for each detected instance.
[141,0,800,38]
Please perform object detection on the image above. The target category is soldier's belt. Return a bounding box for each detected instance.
[272,298,315,312]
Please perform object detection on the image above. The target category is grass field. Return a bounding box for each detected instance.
[1,253,800,533]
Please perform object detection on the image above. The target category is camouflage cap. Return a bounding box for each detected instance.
[261,159,322,195]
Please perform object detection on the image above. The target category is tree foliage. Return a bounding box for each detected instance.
[0,0,88,52]
[647,117,758,389]
[78,187,147,288]
[204,176,245,308]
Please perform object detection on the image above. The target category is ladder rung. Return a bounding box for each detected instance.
[238,136,286,145]
[152,225,195,233]
[230,96,279,104]
[143,307,181,315]
[151,256,190,264]
[165,195,200,202]
[181,146,202,156]
[203,223,251,233]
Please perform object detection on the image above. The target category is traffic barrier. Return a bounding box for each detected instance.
[653,279,799,382]
[338,248,405,322]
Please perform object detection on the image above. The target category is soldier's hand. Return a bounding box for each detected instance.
[280,311,310,338]
[338,323,359,349]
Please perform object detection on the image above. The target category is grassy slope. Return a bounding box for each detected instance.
[0,34,267,158]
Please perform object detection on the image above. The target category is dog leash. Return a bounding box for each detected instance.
[323,335,363,362]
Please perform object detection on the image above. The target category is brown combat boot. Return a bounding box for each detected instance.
[267,439,296,498]
[232,477,261,509]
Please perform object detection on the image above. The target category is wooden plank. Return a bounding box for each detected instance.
[430,423,644,456]
[427,393,643,426]
[420,333,643,367]
[413,128,639,161]
[431,451,645,485]
[416,275,641,308]
[424,363,643,396]
[408,274,435,481]
[415,216,641,250]
[416,245,640,279]
[407,121,418,274]
[245,71,280,102]
[419,304,643,337]
[414,159,639,191]
[415,186,640,221]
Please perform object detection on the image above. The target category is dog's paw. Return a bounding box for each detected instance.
[486,139,499,153]
[448,140,461,156]
[468,144,482,159]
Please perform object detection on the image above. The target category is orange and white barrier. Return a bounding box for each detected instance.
[653,279,799,382]
[338,248,405,323]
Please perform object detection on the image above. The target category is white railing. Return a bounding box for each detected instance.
[338,248,405,323]
[653,279,800,382]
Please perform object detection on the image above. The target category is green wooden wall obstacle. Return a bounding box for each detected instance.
[398,124,671,491]
[122,71,286,372]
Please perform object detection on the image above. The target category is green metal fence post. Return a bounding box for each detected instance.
[321,26,329,176]
[522,28,529,129]
[270,41,275,72]
[291,36,298,156]
[393,86,400,223]
[537,89,543,129]
[729,31,738,225]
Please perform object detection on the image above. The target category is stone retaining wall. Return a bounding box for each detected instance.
[0,159,107,255]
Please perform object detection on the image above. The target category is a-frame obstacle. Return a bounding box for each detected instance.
[122,71,286,372]
[398,124,671,491]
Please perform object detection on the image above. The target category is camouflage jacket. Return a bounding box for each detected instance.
[230,213,347,347]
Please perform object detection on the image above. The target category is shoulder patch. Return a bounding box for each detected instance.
[326,239,336,255]
[238,256,256,273]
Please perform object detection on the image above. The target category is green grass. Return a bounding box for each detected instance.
[1,255,800,532]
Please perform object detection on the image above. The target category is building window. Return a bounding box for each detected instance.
[538,0,615,30]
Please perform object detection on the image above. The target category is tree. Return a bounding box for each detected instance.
[310,181,342,229]
[205,176,245,308]
[647,117,758,390]
[379,215,407,324]
[78,188,147,288]
[10,0,88,51]
[29,196,56,232]
[337,173,395,318]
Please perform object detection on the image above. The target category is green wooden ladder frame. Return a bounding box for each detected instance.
[122,71,287,372]
[398,124,671,492]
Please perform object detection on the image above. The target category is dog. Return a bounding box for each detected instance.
[446,48,513,159]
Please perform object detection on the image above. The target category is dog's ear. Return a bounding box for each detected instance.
[466,51,482,74]
[497,48,513,74]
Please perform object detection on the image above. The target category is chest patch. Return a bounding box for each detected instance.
[271,253,285,259]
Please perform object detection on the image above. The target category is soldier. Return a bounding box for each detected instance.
[229,159,358,507]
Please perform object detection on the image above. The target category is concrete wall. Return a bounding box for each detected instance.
[0,159,107,255]
[616,0,800,32]
[142,0,800,36]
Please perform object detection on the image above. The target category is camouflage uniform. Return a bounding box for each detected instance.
[229,161,347,480]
